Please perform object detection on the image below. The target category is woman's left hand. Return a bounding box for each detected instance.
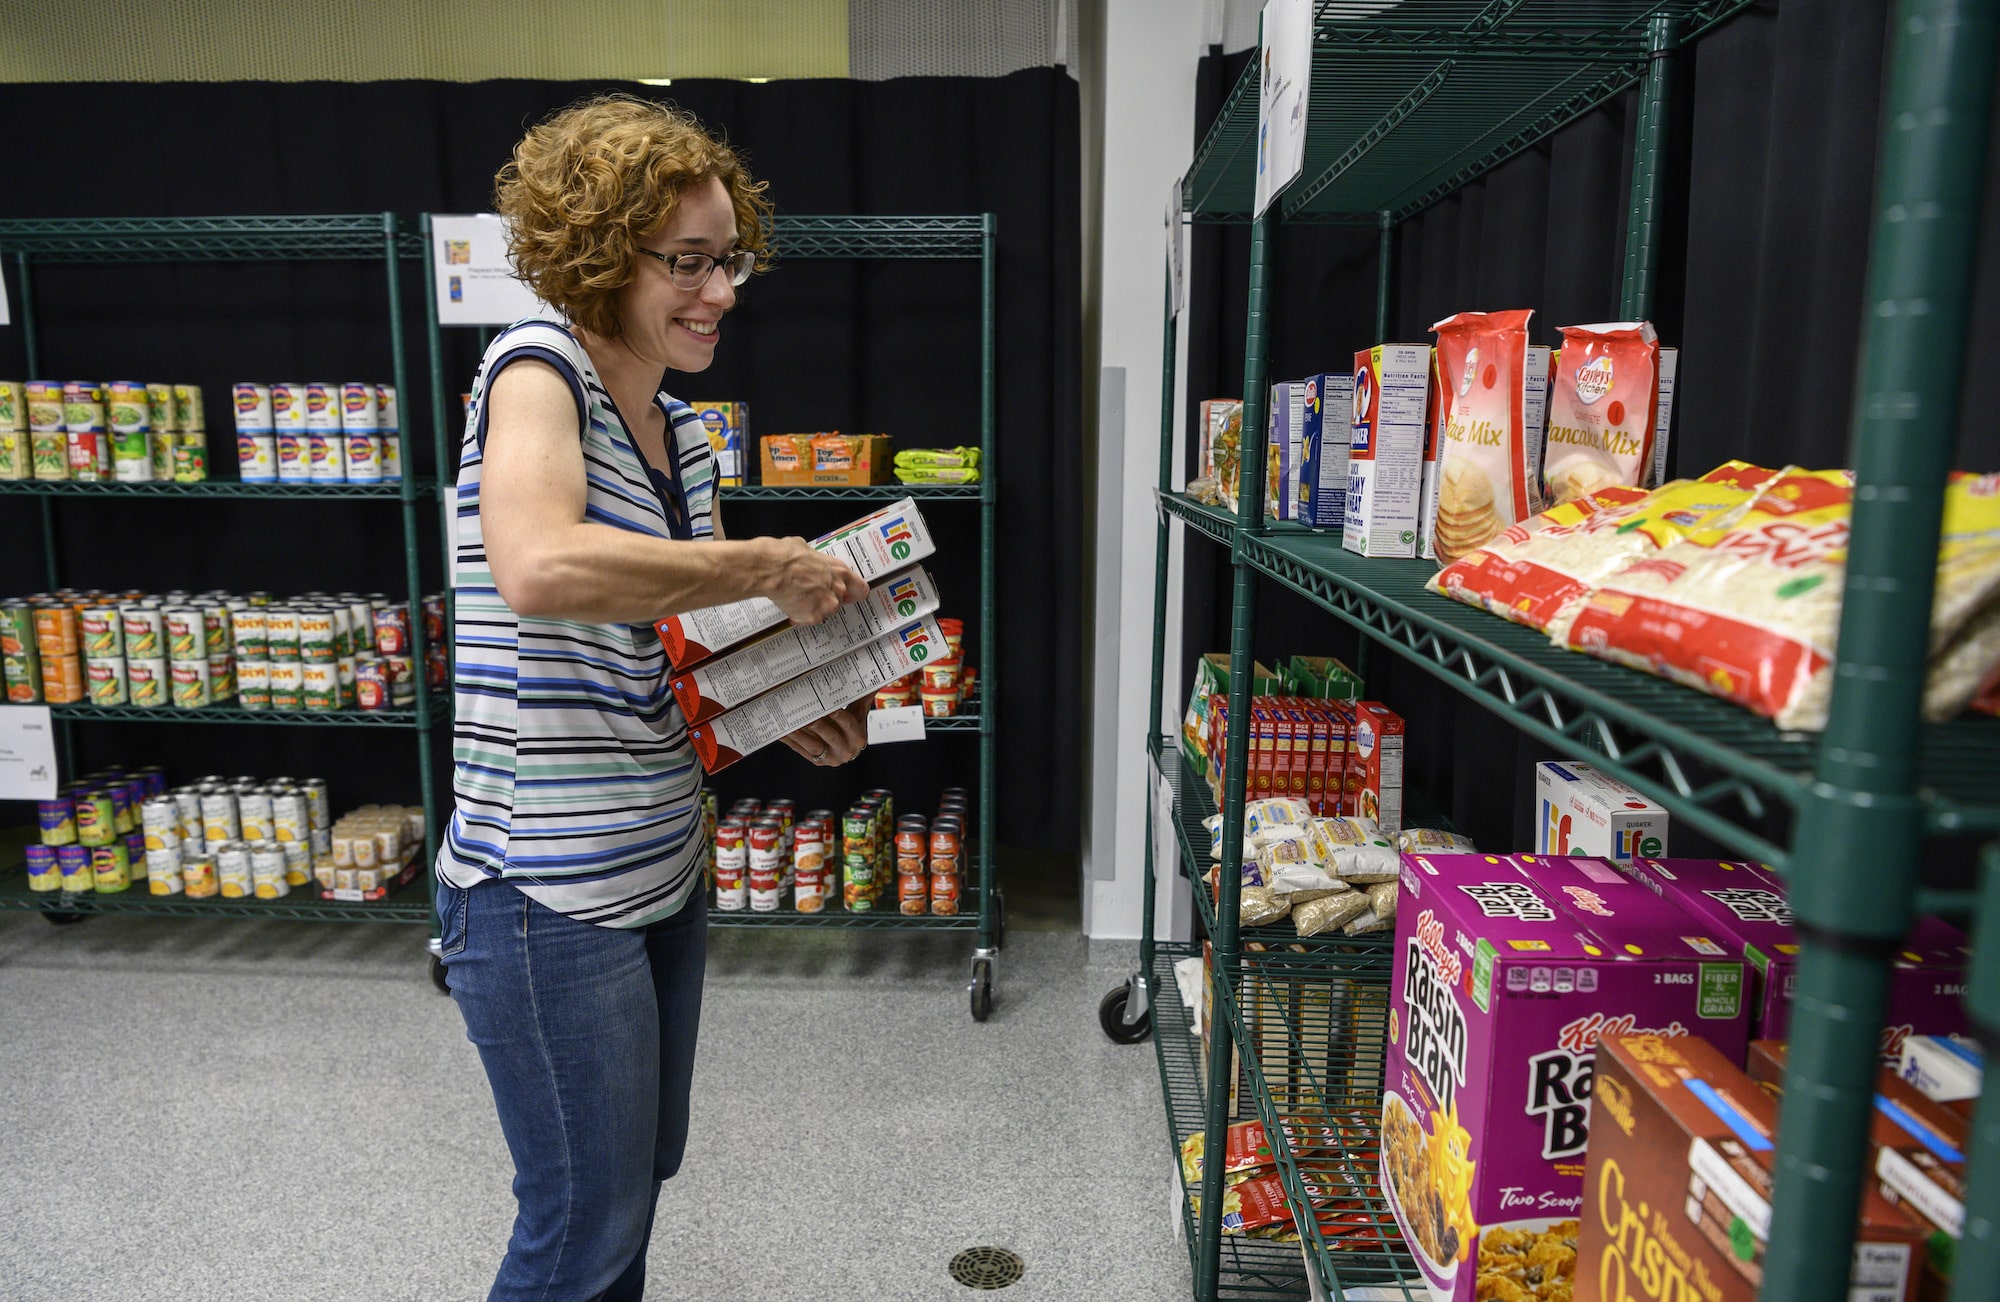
[780,701,870,767]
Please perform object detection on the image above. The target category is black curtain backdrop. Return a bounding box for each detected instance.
[1179,0,2000,869]
[0,72,1084,854]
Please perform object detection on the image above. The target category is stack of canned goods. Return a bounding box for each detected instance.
[25,766,164,894]
[702,786,969,916]
[322,804,426,898]
[0,380,209,484]
[139,774,334,899]
[871,616,977,718]
[0,588,446,711]
[232,382,402,485]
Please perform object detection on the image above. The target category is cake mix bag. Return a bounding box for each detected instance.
[1428,311,1547,564]
[1431,461,1777,635]
[1383,852,1749,1302]
[1542,322,1662,506]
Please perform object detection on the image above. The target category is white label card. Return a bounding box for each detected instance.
[866,705,928,745]
[431,213,546,326]
[1152,754,1179,879]
[0,255,11,326]
[1167,176,1185,317]
[0,706,58,798]
[1254,0,1314,219]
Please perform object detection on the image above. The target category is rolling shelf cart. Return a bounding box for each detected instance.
[1104,3,2000,1299]
[0,215,454,953]
[420,212,1005,1019]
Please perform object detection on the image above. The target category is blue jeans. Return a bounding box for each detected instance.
[437,876,706,1302]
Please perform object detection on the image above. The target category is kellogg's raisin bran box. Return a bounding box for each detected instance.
[1384,853,1750,1302]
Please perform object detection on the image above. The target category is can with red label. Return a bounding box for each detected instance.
[372,604,411,656]
[793,864,828,913]
[748,818,785,911]
[713,819,748,911]
[355,657,389,710]
[930,871,961,916]
[895,815,928,862]
[899,870,928,916]
[930,818,962,875]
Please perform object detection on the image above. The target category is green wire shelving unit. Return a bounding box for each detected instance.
[0,213,450,941]
[419,212,1005,1018]
[1107,2,2000,1299]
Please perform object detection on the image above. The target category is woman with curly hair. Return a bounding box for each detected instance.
[434,94,869,1299]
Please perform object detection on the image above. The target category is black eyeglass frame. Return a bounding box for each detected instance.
[634,246,758,288]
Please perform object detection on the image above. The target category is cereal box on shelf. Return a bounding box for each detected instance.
[1534,760,1667,862]
[1346,700,1403,832]
[1577,1034,1926,1302]
[1299,371,1355,528]
[1345,344,1431,558]
[1382,853,1750,1302]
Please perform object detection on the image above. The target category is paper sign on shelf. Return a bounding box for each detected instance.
[431,213,545,326]
[0,256,10,325]
[1152,754,1178,882]
[866,705,928,745]
[1167,175,1186,317]
[1254,0,1314,218]
[0,706,58,799]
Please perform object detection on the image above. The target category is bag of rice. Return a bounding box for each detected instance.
[1294,890,1372,937]
[1396,827,1476,854]
[1341,880,1402,935]
[1307,816,1400,882]
[1428,309,1551,563]
[1557,469,2000,729]
[1266,862,1357,897]
[1542,322,1664,505]
[1239,886,1293,927]
[1432,461,1779,635]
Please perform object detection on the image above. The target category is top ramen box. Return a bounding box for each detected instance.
[1535,760,1668,863]
[1382,852,1749,1302]
[1577,1034,1926,1302]
[668,566,939,725]
[686,614,945,772]
[658,497,935,668]
[1344,344,1432,558]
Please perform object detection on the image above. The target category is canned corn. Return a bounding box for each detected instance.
[25,844,60,891]
[302,778,330,830]
[281,840,311,886]
[57,844,92,891]
[206,653,234,701]
[147,846,185,894]
[85,657,127,705]
[38,793,76,846]
[170,659,212,709]
[75,787,116,847]
[239,789,274,841]
[216,843,253,898]
[251,846,289,899]
[201,605,230,657]
[122,605,163,659]
[164,607,201,660]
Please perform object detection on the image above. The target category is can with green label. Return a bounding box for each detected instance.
[91,842,131,893]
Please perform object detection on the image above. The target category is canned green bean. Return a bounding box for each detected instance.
[269,659,303,710]
[230,606,267,659]
[237,659,270,709]
[330,606,353,658]
[0,381,22,432]
[91,842,131,893]
[335,655,356,706]
[146,383,173,431]
[266,607,300,660]
[173,383,205,433]
[0,430,24,480]
[302,661,339,711]
[172,440,206,483]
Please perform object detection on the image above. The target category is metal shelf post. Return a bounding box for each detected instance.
[1766,2,2000,1294]
[1619,15,1680,319]
[1142,258,1180,980]
[977,212,999,963]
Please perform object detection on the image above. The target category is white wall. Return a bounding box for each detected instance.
[1080,0,1208,940]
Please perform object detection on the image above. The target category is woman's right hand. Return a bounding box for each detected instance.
[760,537,868,625]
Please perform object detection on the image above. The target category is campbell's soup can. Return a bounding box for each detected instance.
[793,865,827,912]
[713,819,748,910]
[899,870,928,916]
[929,871,960,916]
[748,861,782,912]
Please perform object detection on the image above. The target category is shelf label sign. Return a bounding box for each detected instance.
[430,213,546,326]
[1254,0,1313,218]
[0,706,57,799]
[0,255,10,326]
[866,705,928,745]
[1151,752,1176,886]
[1167,175,1185,317]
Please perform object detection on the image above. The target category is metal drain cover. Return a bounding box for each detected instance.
[948,1246,1025,1290]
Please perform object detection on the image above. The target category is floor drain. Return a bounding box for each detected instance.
[948,1246,1025,1290]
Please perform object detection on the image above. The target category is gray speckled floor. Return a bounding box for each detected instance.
[0,914,1187,1302]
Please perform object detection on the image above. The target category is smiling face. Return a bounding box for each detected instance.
[618,174,740,374]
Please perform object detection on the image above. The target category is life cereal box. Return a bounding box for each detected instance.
[1344,345,1431,558]
[1382,853,1750,1302]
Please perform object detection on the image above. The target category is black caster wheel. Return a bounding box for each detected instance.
[1098,983,1152,1044]
[43,911,86,926]
[969,957,994,1022]
[430,955,451,994]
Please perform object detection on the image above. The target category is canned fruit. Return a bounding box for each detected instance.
[90,843,131,893]
[25,844,61,891]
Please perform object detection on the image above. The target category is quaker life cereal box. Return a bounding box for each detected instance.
[1300,371,1355,528]
[1535,760,1667,863]
[658,497,935,668]
[1265,380,1305,522]
[1649,348,1678,489]
[1617,858,1799,1039]
[1382,853,1749,1302]
[691,401,747,485]
[1344,345,1431,558]
[1578,1034,1926,1302]
[1347,701,1404,833]
[1898,1035,1983,1111]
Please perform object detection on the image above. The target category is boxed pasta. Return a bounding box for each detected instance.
[658,498,936,668]
[1578,1034,1926,1302]
[1428,311,1553,564]
[668,567,939,725]
[759,433,892,486]
[1534,760,1667,863]
[1200,398,1245,509]
[1898,1035,1983,1112]
[1542,322,1664,506]
[1300,372,1355,528]
[1650,348,1679,488]
[690,401,748,485]
[1344,344,1432,558]
[686,615,945,772]
[1382,853,1751,1302]
[1265,380,1306,522]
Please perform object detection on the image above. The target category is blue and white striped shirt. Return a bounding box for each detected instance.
[438,314,714,927]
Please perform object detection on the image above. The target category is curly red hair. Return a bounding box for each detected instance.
[495,94,772,339]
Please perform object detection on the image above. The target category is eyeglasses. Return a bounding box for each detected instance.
[635,246,757,289]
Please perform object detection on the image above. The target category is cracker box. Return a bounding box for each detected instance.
[1383,853,1751,1302]
[686,615,945,772]
[1347,700,1403,832]
[668,566,940,725]
[1344,344,1431,557]
[1300,371,1355,528]
[658,498,935,668]
[1535,760,1667,862]
[1579,1034,1926,1302]
[690,401,748,485]
[1265,380,1305,522]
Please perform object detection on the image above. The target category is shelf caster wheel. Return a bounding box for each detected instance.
[430,955,451,995]
[969,957,994,1022]
[43,911,86,926]
[1098,979,1152,1044]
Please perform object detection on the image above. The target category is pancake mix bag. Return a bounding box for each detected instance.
[1542,322,1663,506]
[1428,310,1550,564]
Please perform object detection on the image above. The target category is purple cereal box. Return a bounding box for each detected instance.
[1626,858,1969,1060]
[1382,853,1750,1302]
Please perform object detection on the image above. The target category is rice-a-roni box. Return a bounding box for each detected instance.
[1382,852,1750,1302]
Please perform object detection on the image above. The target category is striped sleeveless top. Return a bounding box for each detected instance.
[438,314,714,928]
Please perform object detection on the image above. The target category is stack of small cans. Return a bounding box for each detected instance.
[143,775,332,899]
[26,766,164,894]
[232,382,401,485]
[701,785,971,916]
[0,380,208,484]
